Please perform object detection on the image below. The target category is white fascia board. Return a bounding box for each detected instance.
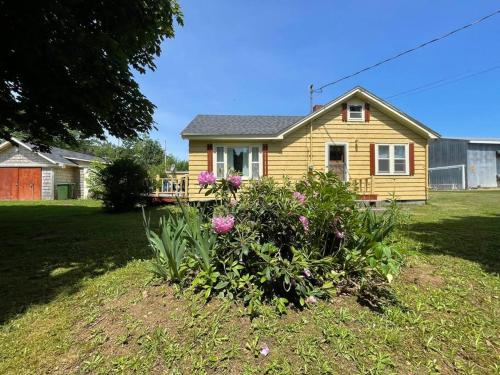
[279,88,439,140]
[181,134,282,141]
[10,137,58,165]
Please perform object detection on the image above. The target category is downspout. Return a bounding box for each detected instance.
[309,119,313,168]
[308,84,314,172]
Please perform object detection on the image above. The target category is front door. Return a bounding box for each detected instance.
[327,144,347,181]
[18,168,41,200]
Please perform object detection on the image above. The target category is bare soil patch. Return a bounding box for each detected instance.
[402,263,445,288]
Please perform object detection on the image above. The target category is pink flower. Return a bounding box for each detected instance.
[305,296,318,304]
[198,171,216,186]
[212,215,235,234]
[303,268,312,278]
[227,175,242,189]
[260,344,270,356]
[293,191,305,205]
[299,216,309,232]
[334,228,345,239]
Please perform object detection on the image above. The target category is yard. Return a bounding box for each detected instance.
[0,191,498,374]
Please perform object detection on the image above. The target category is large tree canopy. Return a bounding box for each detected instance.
[0,0,183,148]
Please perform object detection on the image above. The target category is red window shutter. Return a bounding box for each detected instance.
[409,143,415,176]
[207,144,213,172]
[370,143,375,176]
[341,103,347,122]
[365,103,370,123]
[262,144,268,176]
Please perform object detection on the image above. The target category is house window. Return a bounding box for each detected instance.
[215,146,225,178]
[214,145,261,179]
[376,144,409,175]
[348,103,364,121]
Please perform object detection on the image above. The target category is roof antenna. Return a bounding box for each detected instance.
[309,84,314,113]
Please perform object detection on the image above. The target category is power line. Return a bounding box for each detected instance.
[312,9,500,94]
[386,64,500,99]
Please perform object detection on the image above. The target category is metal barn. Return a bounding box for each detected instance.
[429,138,500,190]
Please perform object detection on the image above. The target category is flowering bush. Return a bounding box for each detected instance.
[198,171,216,186]
[145,171,404,315]
[212,215,235,234]
[197,170,242,200]
[293,191,306,205]
[299,215,309,231]
[227,175,242,189]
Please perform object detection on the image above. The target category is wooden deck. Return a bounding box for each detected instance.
[147,174,392,204]
[148,172,189,203]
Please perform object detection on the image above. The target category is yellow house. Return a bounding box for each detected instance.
[180,86,440,203]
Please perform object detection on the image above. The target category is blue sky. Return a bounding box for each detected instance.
[136,1,500,159]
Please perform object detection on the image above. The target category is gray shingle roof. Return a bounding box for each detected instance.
[48,146,103,162]
[181,115,304,137]
[21,141,103,166]
[181,86,439,139]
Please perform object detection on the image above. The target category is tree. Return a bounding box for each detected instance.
[0,1,183,149]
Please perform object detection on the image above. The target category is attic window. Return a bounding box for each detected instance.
[347,103,364,121]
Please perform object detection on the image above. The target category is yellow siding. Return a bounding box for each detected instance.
[187,100,429,201]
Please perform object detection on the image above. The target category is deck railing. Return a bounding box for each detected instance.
[152,172,189,199]
[351,177,378,200]
[351,177,372,193]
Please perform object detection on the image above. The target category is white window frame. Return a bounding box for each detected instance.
[347,101,365,122]
[213,144,263,180]
[324,141,349,181]
[375,144,410,176]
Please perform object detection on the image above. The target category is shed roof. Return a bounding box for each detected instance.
[442,137,500,145]
[0,138,103,166]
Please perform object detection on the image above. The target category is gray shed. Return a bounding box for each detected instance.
[0,138,103,200]
[429,137,500,189]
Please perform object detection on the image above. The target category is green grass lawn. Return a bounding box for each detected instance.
[0,192,499,374]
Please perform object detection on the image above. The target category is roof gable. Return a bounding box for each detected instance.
[0,138,103,166]
[280,86,439,139]
[181,86,439,140]
[0,142,54,165]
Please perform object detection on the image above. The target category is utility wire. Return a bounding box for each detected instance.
[386,64,500,99]
[312,9,500,93]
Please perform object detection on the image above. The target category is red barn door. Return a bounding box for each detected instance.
[18,168,41,200]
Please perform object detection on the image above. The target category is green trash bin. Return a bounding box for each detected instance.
[56,184,74,200]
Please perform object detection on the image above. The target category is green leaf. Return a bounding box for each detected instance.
[214,281,229,290]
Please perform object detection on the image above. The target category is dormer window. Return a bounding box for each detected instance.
[348,102,364,121]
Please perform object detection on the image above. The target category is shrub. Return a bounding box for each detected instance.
[86,160,106,199]
[144,171,404,315]
[100,157,150,211]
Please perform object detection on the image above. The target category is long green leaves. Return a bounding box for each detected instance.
[182,210,216,272]
[143,207,188,282]
[143,205,216,282]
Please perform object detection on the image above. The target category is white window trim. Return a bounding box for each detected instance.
[324,141,349,181]
[375,144,410,176]
[347,101,365,122]
[213,144,263,180]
